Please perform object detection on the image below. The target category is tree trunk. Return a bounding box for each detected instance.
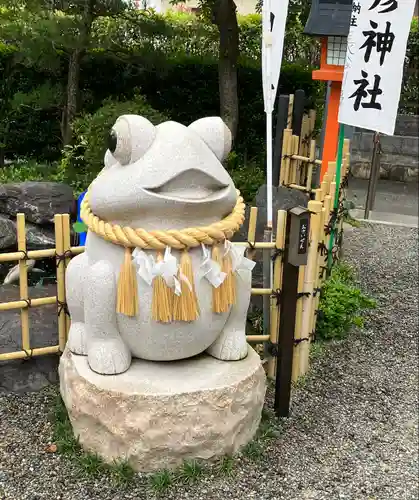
[61,0,96,146]
[61,48,83,147]
[0,147,5,168]
[212,0,239,141]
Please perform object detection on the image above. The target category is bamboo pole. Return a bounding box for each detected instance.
[17,214,30,354]
[328,161,337,188]
[323,195,332,255]
[246,207,258,261]
[287,94,294,128]
[306,140,316,192]
[287,183,314,193]
[0,245,84,263]
[0,296,57,312]
[0,345,61,362]
[299,115,309,184]
[320,177,328,201]
[298,200,322,376]
[308,109,316,136]
[279,129,292,186]
[343,138,350,159]
[251,288,273,295]
[246,334,270,343]
[283,129,293,185]
[62,214,71,338]
[285,154,322,164]
[310,205,325,337]
[0,248,55,263]
[330,181,337,210]
[292,265,306,382]
[55,215,66,352]
[233,242,276,249]
[268,209,287,380]
[290,135,300,184]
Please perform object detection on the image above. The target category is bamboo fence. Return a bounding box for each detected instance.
[0,130,350,383]
[0,210,288,378]
[0,214,83,362]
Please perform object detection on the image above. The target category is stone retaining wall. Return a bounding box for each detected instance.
[350,115,419,183]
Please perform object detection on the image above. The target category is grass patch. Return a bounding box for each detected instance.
[240,406,282,462]
[76,452,107,477]
[110,459,135,486]
[316,262,376,341]
[149,469,173,495]
[242,440,264,461]
[217,455,235,476]
[51,396,81,456]
[176,460,204,484]
[309,340,326,361]
[341,199,361,227]
[292,374,308,389]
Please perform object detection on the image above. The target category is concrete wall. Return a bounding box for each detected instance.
[350,116,419,183]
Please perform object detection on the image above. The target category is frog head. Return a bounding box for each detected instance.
[89,115,238,231]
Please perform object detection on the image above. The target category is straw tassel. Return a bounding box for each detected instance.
[151,252,174,323]
[222,249,236,307]
[212,245,229,314]
[116,247,139,317]
[173,250,200,322]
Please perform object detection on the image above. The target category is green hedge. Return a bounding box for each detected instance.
[2,52,319,161]
[1,10,321,164]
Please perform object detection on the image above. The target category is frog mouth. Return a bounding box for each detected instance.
[144,169,231,202]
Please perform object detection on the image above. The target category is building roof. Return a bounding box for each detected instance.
[304,0,352,37]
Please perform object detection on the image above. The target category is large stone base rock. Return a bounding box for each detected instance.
[59,347,266,472]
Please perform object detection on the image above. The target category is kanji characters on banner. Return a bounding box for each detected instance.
[339,0,416,135]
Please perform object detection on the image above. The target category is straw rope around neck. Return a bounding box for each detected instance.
[79,188,246,320]
[80,189,245,250]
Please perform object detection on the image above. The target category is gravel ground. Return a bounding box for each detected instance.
[0,223,418,500]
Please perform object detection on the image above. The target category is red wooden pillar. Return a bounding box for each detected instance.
[312,38,344,182]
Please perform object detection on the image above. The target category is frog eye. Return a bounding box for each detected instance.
[188,117,232,162]
[108,115,156,166]
[108,129,117,154]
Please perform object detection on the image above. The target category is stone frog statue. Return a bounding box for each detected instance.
[66,115,254,375]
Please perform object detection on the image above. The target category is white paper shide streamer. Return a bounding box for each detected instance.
[224,241,256,273]
[200,244,226,288]
[132,243,256,297]
[132,247,190,296]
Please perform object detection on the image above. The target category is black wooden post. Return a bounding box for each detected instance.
[364,132,381,219]
[274,211,299,418]
[291,89,306,137]
[273,95,290,186]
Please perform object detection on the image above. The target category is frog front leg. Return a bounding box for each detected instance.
[84,260,132,375]
[206,269,251,361]
[66,252,88,355]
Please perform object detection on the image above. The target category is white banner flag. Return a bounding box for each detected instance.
[339,0,416,135]
[262,0,290,113]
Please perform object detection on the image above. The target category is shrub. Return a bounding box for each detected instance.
[225,151,265,202]
[316,262,376,341]
[400,18,419,115]
[59,94,168,192]
[1,12,321,165]
[0,158,62,183]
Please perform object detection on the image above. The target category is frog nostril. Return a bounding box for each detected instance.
[108,129,117,154]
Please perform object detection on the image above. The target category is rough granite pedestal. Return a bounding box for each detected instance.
[59,347,266,472]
